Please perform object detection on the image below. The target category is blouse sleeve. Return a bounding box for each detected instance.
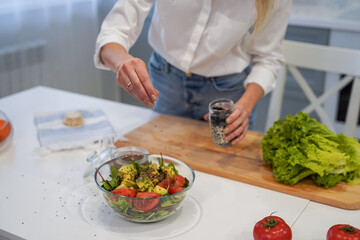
[94,0,154,70]
[244,0,292,96]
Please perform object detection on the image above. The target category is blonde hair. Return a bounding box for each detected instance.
[253,0,275,36]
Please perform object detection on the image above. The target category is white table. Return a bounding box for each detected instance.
[0,86,358,240]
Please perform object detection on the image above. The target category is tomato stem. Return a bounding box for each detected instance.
[339,225,358,234]
[262,216,280,232]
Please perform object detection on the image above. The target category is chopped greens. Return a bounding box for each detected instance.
[101,165,120,191]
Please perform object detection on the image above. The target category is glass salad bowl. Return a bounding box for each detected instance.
[94,154,195,223]
[0,111,13,153]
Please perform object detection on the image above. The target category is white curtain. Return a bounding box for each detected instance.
[0,0,103,98]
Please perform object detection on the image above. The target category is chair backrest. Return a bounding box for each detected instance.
[266,40,360,138]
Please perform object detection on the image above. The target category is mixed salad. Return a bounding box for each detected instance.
[97,156,189,222]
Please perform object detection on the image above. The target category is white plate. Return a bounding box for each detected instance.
[60,182,202,240]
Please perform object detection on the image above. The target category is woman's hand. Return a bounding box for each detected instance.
[223,104,250,144]
[116,58,159,108]
[100,43,159,108]
[204,83,264,145]
[204,103,250,145]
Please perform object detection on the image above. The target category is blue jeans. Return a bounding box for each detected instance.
[148,51,256,129]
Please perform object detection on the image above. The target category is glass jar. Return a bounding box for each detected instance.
[83,146,149,181]
[208,98,234,147]
[110,146,149,169]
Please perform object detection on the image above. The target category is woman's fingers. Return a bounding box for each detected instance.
[230,130,247,145]
[223,104,250,145]
[118,68,153,108]
[225,118,248,141]
[117,58,158,108]
[224,107,244,134]
[226,119,249,143]
[203,113,209,121]
[126,68,154,108]
[135,62,158,102]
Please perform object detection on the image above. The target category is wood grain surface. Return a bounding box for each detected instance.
[115,115,360,210]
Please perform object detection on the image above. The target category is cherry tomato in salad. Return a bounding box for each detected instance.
[109,188,138,203]
[133,192,161,212]
[327,224,360,240]
[253,214,292,240]
[168,186,184,195]
[172,175,186,187]
[158,177,171,189]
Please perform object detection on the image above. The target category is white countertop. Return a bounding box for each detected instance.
[0,86,359,240]
[290,0,360,32]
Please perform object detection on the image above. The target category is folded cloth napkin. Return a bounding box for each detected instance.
[34,108,117,154]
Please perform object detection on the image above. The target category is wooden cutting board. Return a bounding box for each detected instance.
[115,115,360,210]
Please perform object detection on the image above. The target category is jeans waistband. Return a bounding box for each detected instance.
[152,51,202,78]
[152,51,251,79]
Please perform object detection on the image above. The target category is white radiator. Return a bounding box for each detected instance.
[0,41,46,98]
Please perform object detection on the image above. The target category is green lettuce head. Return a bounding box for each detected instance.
[261,112,360,188]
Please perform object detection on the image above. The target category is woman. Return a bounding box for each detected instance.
[94,0,292,145]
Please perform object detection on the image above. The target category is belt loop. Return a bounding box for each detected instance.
[164,61,169,74]
[157,51,170,74]
[161,56,170,74]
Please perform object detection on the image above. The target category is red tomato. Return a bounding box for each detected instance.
[158,177,171,189]
[0,119,11,141]
[133,192,161,212]
[172,175,186,187]
[327,224,360,240]
[109,188,137,203]
[253,215,292,240]
[168,186,184,195]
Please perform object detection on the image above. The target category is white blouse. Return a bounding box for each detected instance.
[94,0,292,95]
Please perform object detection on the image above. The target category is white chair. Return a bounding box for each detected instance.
[265,40,360,138]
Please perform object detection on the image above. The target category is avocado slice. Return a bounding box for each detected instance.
[153,185,168,196]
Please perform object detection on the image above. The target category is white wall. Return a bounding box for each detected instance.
[0,0,103,98]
